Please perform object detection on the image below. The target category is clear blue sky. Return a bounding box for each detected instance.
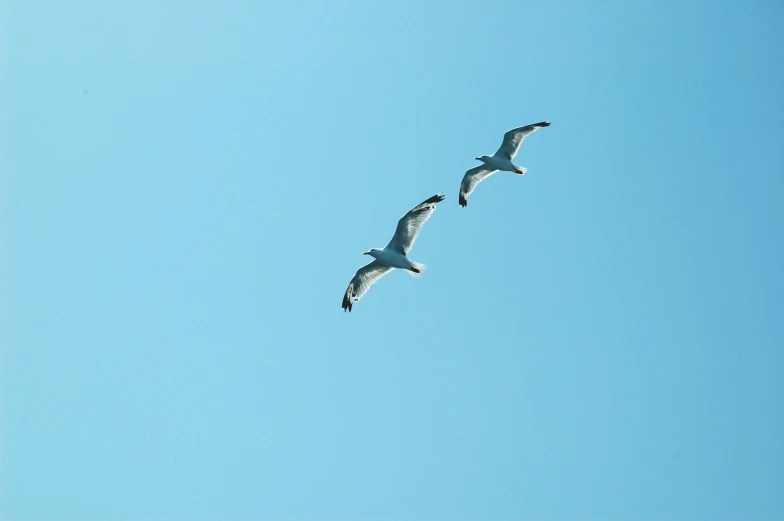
[3,0,783,519]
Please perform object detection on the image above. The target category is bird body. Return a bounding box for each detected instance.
[365,248,420,272]
[476,155,524,174]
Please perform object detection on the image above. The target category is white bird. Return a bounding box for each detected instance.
[342,194,445,312]
[459,121,551,207]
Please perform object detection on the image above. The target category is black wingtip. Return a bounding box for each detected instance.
[459,193,467,207]
[535,121,551,127]
[342,293,353,312]
[422,193,446,205]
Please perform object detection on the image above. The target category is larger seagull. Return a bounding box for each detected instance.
[459,121,551,207]
[342,194,445,312]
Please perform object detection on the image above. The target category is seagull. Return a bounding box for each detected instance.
[342,194,445,312]
[459,121,551,207]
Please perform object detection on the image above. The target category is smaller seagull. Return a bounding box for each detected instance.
[342,194,445,312]
[459,121,551,207]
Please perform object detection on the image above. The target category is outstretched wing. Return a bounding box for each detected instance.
[342,260,394,312]
[494,121,551,160]
[385,193,445,254]
[459,166,497,207]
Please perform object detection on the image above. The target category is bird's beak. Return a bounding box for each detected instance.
[475,157,482,161]
[363,251,370,255]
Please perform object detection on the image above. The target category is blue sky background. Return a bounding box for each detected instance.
[3,0,784,520]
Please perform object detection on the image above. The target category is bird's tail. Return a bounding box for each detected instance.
[515,166,528,175]
[407,262,426,277]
